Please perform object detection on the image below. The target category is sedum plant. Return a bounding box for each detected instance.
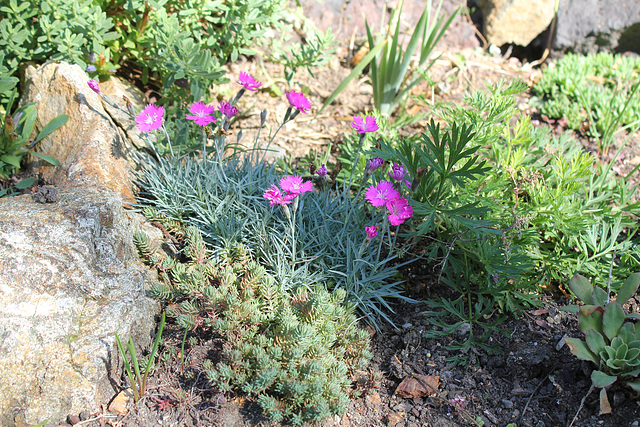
[564,273,640,413]
[134,216,372,426]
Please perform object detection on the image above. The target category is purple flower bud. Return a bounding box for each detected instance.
[366,157,384,172]
[87,53,97,63]
[388,162,406,181]
[315,164,328,177]
[86,64,97,73]
[87,79,101,95]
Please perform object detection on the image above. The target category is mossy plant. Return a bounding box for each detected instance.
[134,209,372,426]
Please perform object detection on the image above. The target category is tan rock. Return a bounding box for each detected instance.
[20,61,145,203]
[478,0,556,46]
[108,388,134,415]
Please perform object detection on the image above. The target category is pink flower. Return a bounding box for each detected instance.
[286,91,311,113]
[263,184,294,207]
[386,196,413,226]
[388,163,407,181]
[238,72,262,91]
[280,174,314,195]
[218,102,238,118]
[135,104,165,133]
[365,226,378,240]
[87,79,101,95]
[315,164,328,177]
[186,102,216,127]
[365,181,400,207]
[352,115,379,134]
[366,157,385,172]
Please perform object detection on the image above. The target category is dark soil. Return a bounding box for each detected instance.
[57,2,640,426]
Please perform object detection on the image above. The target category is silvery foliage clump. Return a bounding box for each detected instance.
[136,118,413,329]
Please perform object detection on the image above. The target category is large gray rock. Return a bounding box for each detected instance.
[0,186,160,426]
[554,0,640,54]
[477,0,556,46]
[21,62,146,203]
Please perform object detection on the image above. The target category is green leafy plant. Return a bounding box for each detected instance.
[365,0,458,115]
[532,52,640,153]
[0,99,67,195]
[564,273,640,413]
[114,311,166,403]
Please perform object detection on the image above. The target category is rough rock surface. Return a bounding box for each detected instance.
[20,62,146,203]
[0,186,160,426]
[554,0,640,54]
[476,0,556,47]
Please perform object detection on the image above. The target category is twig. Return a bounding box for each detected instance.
[519,361,559,422]
[568,384,595,427]
[74,413,118,426]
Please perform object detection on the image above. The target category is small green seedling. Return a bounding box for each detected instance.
[115,312,166,402]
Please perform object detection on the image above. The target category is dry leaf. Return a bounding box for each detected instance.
[395,375,440,399]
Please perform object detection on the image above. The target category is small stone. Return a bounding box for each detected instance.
[78,411,89,421]
[502,399,514,409]
[402,322,413,329]
[556,334,568,351]
[393,403,410,412]
[630,421,639,427]
[386,412,405,426]
[67,414,80,425]
[366,391,381,405]
[108,388,133,415]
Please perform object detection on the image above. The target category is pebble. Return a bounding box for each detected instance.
[631,421,639,427]
[402,322,413,329]
[393,403,410,412]
[67,415,80,425]
[501,398,514,409]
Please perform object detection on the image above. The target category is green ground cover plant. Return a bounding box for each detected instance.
[134,220,372,426]
[532,52,640,153]
[332,79,640,364]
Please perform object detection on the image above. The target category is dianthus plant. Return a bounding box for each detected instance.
[132,75,414,327]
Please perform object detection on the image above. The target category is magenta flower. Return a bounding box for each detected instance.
[365,226,378,240]
[135,104,165,133]
[186,102,216,127]
[280,174,314,195]
[386,196,414,226]
[315,164,328,177]
[263,184,294,207]
[366,157,385,172]
[286,91,311,113]
[87,79,101,95]
[388,162,407,181]
[218,102,238,118]
[352,115,379,134]
[238,72,262,91]
[365,181,400,207]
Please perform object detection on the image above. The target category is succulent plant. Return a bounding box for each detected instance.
[564,273,640,413]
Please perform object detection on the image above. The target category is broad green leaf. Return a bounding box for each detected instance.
[603,302,625,341]
[593,287,609,306]
[570,274,594,304]
[586,329,606,356]
[591,370,617,388]
[617,273,640,305]
[565,337,598,364]
[628,380,640,391]
[31,152,59,166]
[578,306,603,334]
[0,154,20,169]
[15,177,35,189]
[34,114,68,144]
